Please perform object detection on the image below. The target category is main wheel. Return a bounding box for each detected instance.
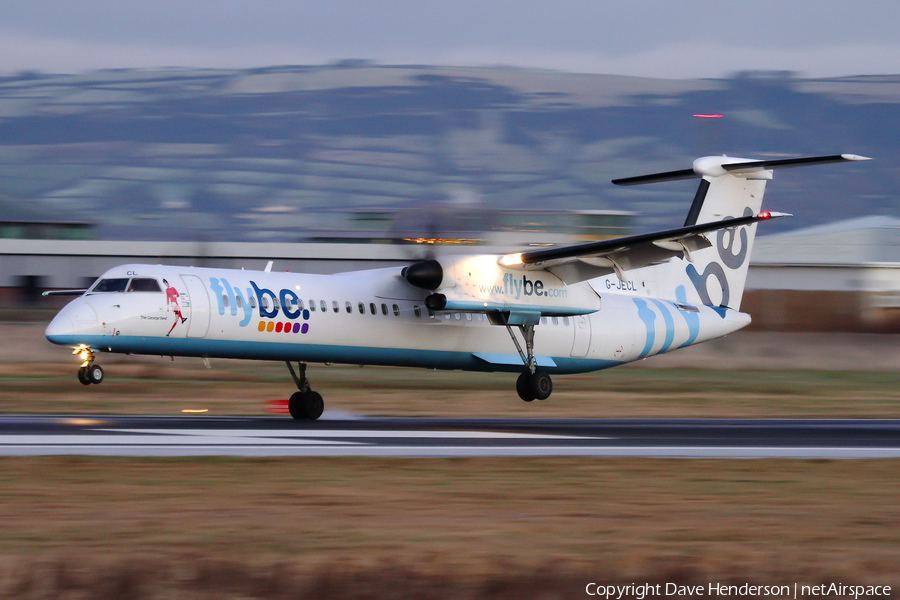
[516,372,536,402]
[529,371,552,401]
[87,365,104,384]
[288,391,325,421]
[288,391,307,420]
[301,391,325,421]
[78,366,91,386]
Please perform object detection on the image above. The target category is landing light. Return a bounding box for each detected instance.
[499,253,523,267]
[181,409,209,414]
[79,350,91,361]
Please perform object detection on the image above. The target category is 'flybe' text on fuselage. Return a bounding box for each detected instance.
[478,274,568,300]
[210,277,309,327]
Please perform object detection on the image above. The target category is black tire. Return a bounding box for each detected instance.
[302,391,325,421]
[87,365,104,385]
[78,366,91,386]
[516,372,536,402]
[529,371,552,401]
[288,391,307,420]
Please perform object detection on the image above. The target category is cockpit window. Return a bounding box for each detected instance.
[91,278,129,293]
[127,278,162,292]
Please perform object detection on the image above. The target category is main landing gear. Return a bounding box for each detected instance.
[285,361,324,421]
[506,324,553,402]
[74,347,104,386]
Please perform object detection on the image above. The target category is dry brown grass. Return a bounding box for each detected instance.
[1,457,899,598]
[1,360,898,418]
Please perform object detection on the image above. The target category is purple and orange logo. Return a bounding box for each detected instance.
[258,310,311,335]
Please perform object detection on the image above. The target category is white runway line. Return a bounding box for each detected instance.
[96,428,602,440]
[0,434,359,446]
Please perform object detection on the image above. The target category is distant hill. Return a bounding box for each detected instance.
[0,65,894,242]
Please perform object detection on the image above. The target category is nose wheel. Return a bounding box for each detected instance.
[74,347,104,385]
[77,364,104,385]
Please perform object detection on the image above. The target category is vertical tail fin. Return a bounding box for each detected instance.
[613,154,871,310]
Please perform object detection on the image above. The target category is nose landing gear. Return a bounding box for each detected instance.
[73,347,104,385]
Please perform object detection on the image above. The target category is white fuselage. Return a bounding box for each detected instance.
[45,262,750,374]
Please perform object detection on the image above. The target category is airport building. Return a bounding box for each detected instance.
[744,216,900,332]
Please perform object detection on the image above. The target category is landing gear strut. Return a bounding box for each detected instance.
[285,361,324,421]
[506,324,553,402]
[74,347,104,386]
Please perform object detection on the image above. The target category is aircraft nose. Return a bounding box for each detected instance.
[45,313,75,341]
[45,302,98,345]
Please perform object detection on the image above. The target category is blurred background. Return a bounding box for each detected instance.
[0,66,897,332]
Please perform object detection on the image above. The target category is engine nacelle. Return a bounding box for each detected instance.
[404,254,600,316]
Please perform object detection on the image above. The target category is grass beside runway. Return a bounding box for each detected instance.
[0,360,898,418]
[0,457,898,597]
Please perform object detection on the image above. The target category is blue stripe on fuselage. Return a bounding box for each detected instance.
[46,334,621,375]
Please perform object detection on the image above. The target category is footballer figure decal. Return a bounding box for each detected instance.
[163,278,187,336]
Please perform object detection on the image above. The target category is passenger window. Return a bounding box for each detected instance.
[477,314,484,322]
[223,295,229,308]
[127,278,162,292]
[298,299,304,310]
[309,300,315,312]
[379,303,387,316]
[262,297,270,311]
[465,313,472,321]
[359,302,365,314]
[345,302,352,314]
[249,296,257,308]
[274,298,281,309]
[333,301,339,313]
[370,303,377,315]
[392,304,400,317]
[414,306,421,318]
[552,316,558,325]
[444,313,451,320]
[236,296,242,309]
[454,313,461,320]
[541,317,547,325]
[320,300,327,313]
[563,317,570,326]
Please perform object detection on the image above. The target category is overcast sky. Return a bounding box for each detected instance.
[2,0,899,79]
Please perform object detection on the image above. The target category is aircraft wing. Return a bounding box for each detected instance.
[500,211,787,284]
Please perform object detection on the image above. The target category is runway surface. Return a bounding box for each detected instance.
[2,414,900,458]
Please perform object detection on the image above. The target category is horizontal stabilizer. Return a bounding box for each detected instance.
[612,153,871,186]
[611,168,696,186]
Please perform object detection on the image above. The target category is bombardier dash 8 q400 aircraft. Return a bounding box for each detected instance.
[45,153,869,420]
